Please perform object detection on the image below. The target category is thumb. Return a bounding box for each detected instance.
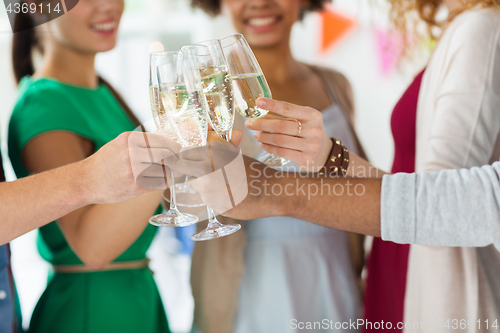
[231,129,243,146]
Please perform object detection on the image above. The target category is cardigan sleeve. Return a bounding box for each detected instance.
[381,161,500,251]
[419,10,500,171]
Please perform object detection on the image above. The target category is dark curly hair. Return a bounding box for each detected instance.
[191,0,332,17]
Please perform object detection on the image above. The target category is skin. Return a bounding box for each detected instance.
[192,0,463,239]
[21,0,163,269]
[249,98,387,178]
[249,0,465,176]
[178,141,382,236]
[220,0,334,171]
[0,132,179,246]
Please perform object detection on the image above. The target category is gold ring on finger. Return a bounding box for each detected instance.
[294,119,302,137]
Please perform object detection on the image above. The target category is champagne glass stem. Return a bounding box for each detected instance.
[206,207,223,229]
[168,169,180,213]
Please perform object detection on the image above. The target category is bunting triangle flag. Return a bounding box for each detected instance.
[375,28,404,76]
[320,9,356,53]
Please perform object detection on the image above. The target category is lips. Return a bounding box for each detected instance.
[90,20,117,33]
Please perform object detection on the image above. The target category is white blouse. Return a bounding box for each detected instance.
[405,6,500,332]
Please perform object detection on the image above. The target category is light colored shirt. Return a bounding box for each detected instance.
[381,161,500,250]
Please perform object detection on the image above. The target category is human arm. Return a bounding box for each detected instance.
[246,97,385,177]
[183,145,500,249]
[0,131,177,246]
[17,130,178,268]
[382,162,500,250]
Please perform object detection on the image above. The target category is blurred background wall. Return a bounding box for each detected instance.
[0,0,425,332]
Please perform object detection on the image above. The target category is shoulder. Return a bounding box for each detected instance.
[9,78,89,151]
[446,7,500,44]
[307,64,355,114]
[12,78,75,119]
[310,65,352,88]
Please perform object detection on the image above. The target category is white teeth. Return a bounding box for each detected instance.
[248,17,277,27]
[91,22,116,32]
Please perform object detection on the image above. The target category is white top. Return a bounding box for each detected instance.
[233,104,361,333]
[406,6,500,332]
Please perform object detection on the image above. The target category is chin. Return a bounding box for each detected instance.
[245,35,282,49]
[96,41,118,53]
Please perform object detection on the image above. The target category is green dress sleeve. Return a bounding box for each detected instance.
[8,80,94,178]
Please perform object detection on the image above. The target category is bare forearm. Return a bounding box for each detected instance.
[257,175,382,236]
[0,162,89,245]
[347,152,387,178]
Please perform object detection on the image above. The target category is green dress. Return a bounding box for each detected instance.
[8,77,170,333]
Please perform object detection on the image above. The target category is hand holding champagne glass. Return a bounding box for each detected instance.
[220,34,290,168]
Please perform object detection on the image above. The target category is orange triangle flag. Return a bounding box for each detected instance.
[320,9,357,53]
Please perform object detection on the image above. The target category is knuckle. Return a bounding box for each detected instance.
[274,121,286,133]
[310,127,323,140]
[309,143,321,155]
[283,102,293,114]
[253,131,262,142]
[274,135,285,146]
[310,108,322,121]
[276,147,287,157]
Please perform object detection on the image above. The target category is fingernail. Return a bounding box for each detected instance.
[245,120,253,129]
[256,98,267,107]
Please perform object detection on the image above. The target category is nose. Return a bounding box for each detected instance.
[246,0,273,10]
[95,0,122,11]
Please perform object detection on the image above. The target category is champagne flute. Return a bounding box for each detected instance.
[148,51,199,227]
[182,40,235,141]
[181,41,242,241]
[151,51,205,208]
[220,34,290,168]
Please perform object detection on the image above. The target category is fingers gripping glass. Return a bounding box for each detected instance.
[181,41,241,241]
[148,51,199,227]
[220,34,290,168]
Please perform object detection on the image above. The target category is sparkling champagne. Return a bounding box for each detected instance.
[199,66,234,138]
[232,73,271,119]
[149,86,167,130]
[160,86,208,148]
[149,85,179,141]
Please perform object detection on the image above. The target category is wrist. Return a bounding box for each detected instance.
[317,136,334,170]
[69,159,96,207]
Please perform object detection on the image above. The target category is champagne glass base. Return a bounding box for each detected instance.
[174,183,196,193]
[149,211,199,227]
[191,224,241,241]
[259,153,290,168]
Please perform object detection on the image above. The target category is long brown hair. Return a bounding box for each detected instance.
[11,8,140,127]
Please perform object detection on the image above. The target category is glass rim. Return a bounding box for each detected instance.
[150,50,180,57]
[193,38,222,47]
[220,34,244,49]
[180,44,212,57]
